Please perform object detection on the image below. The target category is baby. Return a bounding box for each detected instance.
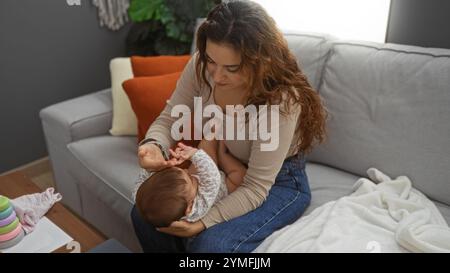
[134,139,247,228]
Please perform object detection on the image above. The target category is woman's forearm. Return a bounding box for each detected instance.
[142,54,199,152]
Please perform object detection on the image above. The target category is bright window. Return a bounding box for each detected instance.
[254,0,391,43]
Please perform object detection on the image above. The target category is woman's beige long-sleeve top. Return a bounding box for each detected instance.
[141,54,301,228]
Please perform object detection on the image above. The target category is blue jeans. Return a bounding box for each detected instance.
[130,153,311,253]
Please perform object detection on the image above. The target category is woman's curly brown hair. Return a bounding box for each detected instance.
[195,0,328,154]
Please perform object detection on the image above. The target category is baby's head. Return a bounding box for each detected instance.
[135,167,197,227]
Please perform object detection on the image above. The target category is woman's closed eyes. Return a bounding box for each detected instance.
[206,56,240,73]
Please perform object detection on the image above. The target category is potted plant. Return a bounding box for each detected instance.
[126,0,220,56]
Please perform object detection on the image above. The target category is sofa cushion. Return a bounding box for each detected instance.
[67,136,139,221]
[309,41,450,206]
[131,55,190,77]
[435,201,450,225]
[304,162,357,215]
[305,162,450,225]
[109,58,137,136]
[284,32,334,90]
[122,72,182,142]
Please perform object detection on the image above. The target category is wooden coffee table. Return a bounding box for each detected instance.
[0,171,107,253]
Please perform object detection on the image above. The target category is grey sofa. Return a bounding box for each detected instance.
[40,31,450,252]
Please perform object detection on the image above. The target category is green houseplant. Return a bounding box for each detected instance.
[126,0,220,56]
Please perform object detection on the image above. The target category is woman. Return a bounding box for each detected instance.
[131,0,327,253]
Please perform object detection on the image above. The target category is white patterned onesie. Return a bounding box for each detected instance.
[132,149,228,222]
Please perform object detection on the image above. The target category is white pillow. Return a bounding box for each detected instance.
[109,57,137,136]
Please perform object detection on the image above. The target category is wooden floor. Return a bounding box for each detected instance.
[0,159,108,252]
[1,157,55,190]
[0,171,107,252]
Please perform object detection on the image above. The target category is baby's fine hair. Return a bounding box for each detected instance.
[135,167,190,227]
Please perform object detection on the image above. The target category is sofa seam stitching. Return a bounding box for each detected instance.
[317,44,334,94]
[332,42,450,58]
[68,111,112,140]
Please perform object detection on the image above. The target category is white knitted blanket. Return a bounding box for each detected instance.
[255,168,450,253]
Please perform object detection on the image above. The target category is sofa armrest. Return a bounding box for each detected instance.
[39,88,113,216]
[40,88,113,144]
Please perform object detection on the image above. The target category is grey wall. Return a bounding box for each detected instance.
[386,0,450,49]
[0,0,130,173]
[2,0,450,173]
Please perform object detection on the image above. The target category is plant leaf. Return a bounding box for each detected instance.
[128,0,165,22]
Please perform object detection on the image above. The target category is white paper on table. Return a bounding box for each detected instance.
[1,216,73,253]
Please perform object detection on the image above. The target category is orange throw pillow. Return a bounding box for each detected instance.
[131,55,191,77]
[122,72,181,142]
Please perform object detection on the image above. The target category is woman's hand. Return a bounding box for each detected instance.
[157,220,205,237]
[169,142,198,165]
[138,143,177,171]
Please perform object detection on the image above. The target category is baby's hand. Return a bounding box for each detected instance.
[169,142,198,165]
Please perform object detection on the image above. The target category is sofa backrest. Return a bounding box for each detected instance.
[190,27,450,205]
[308,40,450,205]
[284,32,334,90]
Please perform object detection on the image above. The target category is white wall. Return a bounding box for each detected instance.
[254,0,391,43]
